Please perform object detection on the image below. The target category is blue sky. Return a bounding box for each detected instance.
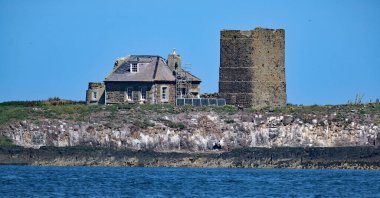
[0,0,379,105]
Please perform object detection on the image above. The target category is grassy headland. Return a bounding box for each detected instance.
[1,98,379,126]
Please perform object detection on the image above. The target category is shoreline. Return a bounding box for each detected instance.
[1,146,379,170]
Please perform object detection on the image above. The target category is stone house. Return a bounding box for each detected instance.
[86,50,201,104]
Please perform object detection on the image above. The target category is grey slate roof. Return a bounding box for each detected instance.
[104,55,201,82]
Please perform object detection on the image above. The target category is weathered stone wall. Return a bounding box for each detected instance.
[105,82,154,104]
[167,50,181,71]
[219,28,286,109]
[86,82,105,104]
[155,83,176,104]
[105,82,180,104]
[189,82,201,97]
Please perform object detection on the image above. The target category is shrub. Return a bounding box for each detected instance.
[134,119,155,128]
[160,119,186,129]
[210,105,237,113]
[224,119,235,124]
[0,98,84,107]
[0,135,13,145]
[171,122,186,130]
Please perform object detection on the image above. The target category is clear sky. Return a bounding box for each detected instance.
[0,0,379,105]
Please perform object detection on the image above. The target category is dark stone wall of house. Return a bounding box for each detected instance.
[155,83,176,104]
[105,82,154,104]
[105,82,181,104]
[219,28,286,109]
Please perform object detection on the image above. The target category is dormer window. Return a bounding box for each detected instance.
[130,63,138,73]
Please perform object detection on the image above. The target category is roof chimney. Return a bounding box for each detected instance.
[168,48,181,71]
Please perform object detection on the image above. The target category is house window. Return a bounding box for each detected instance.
[141,87,147,100]
[126,88,132,100]
[161,86,169,102]
[92,91,98,100]
[130,63,138,73]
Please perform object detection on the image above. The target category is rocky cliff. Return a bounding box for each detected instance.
[1,103,379,152]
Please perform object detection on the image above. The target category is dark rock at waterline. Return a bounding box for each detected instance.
[1,146,380,169]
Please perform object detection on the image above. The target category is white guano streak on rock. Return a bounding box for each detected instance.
[2,113,379,151]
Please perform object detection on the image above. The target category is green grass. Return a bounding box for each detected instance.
[0,99,379,125]
[0,135,13,145]
[277,103,380,115]
[157,118,186,129]
[369,103,380,112]
[0,98,91,124]
[168,121,186,129]
[186,105,238,113]
[0,106,30,125]
[102,103,237,114]
[0,98,84,107]
[0,103,101,124]
[224,119,235,124]
[134,119,155,128]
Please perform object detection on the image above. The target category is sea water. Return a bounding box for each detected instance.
[0,166,379,197]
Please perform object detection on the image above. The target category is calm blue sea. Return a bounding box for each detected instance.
[0,166,379,197]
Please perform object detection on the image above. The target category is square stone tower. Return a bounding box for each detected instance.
[219,27,286,109]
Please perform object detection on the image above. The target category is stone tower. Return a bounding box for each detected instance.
[219,27,286,109]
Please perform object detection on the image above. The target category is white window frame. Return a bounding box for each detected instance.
[130,63,138,73]
[140,87,147,100]
[125,87,133,101]
[161,86,169,102]
[92,91,98,100]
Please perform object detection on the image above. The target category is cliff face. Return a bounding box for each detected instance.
[1,104,379,151]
